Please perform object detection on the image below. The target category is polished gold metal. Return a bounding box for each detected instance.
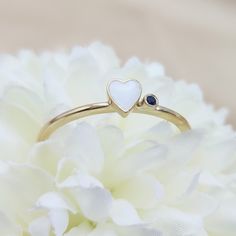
[37,80,191,142]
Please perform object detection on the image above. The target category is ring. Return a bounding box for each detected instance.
[37,79,191,141]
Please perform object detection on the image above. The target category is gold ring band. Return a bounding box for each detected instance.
[37,80,191,142]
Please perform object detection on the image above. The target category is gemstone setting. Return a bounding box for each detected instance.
[145,94,158,107]
[108,79,142,114]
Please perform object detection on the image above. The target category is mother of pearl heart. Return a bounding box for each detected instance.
[108,80,142,113]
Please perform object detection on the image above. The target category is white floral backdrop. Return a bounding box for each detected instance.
[0,43,235,236]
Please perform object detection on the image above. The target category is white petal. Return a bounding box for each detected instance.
[67,43,119,105]
[2,85,43,121]
[0,161,10,174]
[64,122,104,175]
[58,170,103,189]
[0,121,30,163]
[205,197,236,236]
[98,125,125,160]
[0,123,29,162]
[175,192,218,217]
[64,223,92,236]
[110,199,142,226]
[28,216,51,236]
[199,171,225,190]
[200,139,236,173]
[185,172,201,195]
[56,157,79,184]
[164,171,201,201]
[42,64,70,109]
[0,164,53,224]
[88,42,120,72]
[117,225,162,236]
[36,192,76,213]
[0,100,40,143]
[145,122,175,143]
[49,209,69,236]
[73,186,112,222]
[30,140,63,176]
[166,130,203,162]
[0,212,22,236]
[114,175,164,209]
[65,55,105,104]
[115,144,167,181]
[146,62,165,77]
[88,223,117,236]
[146,206,206,236]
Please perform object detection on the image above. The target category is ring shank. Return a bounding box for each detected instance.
[37,102,191,141]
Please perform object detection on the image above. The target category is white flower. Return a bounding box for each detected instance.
[0,42,235,236]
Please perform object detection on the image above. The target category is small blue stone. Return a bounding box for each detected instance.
[146,95,157,106]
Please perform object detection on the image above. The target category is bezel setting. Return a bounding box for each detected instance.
[144,94,159,107]
[107,79,142,117]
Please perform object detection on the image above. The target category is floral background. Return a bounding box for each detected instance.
[0,0,235,126]
[0,43,235,235]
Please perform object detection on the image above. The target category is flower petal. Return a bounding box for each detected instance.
[88,223,117,236]
[110,199,142,226]
[2,85,43,121]
[49,209,69,236]
[113,144,167,182]
[145,206,206,236]
[30,140,63,176]
[64,222,92,236]
[205,197,236,236]
[0,100,40,143]
[98,125,125,160]
[57,170,103,189]
[73,186,112,222]
[64,122,104,175]
[0,212,22,236]
[28,216,51,236]
[117,225,162,236]
[175,192,218,217]
[36,192,77,213]
[0,124,29,162]
[0,163,53,224]
[114,174,164,209]
[42,65,71,110]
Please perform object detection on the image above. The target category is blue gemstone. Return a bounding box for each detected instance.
[146,95,157,106]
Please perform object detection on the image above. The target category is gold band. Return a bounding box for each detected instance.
[37,80,191,142]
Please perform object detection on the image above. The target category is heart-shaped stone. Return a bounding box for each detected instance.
[108,80,142,113]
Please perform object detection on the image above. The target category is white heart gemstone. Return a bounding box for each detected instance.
[108,80,142,112]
